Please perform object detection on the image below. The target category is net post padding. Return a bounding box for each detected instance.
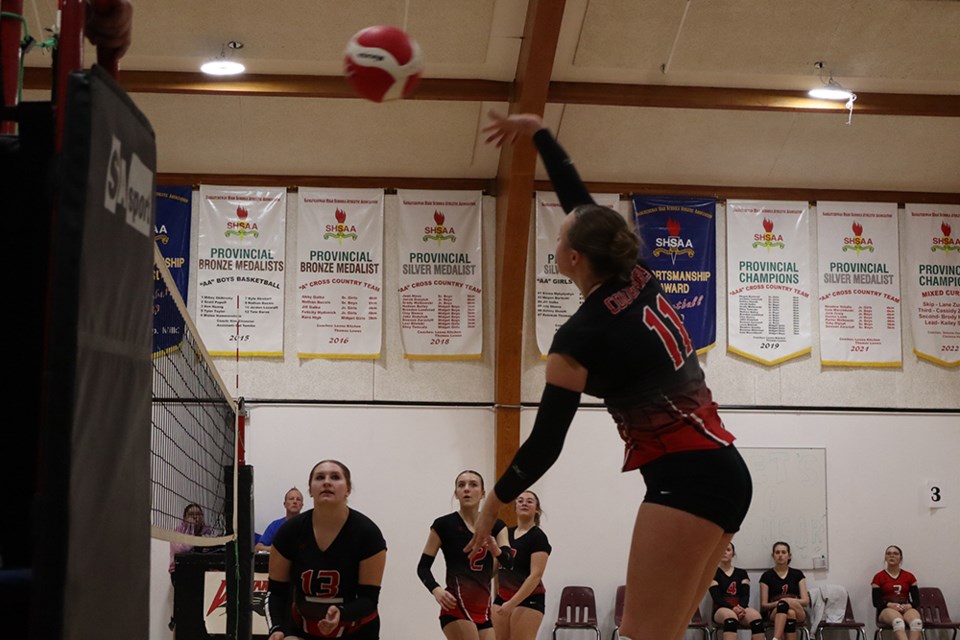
[152,245,238,547]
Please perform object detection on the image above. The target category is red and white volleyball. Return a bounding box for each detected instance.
[344,26,423,102]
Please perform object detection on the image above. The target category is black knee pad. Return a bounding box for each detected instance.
[751,619,765,634]
[785,619,797,632]
[776,600,790,614]
[724,618,740,632]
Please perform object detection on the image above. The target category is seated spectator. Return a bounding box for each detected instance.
[760,541,809,640]
[256,487,303,552]
[710,542,764,640]
[169,503,214,576]
[871,545,922,640]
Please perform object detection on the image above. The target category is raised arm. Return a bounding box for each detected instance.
[483,111,595,212]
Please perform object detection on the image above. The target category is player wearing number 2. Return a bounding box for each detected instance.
[266,460,386,639]
[418,470,510,640]
[466,112,753,640]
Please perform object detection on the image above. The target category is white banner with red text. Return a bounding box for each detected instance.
[197,186,286,356]
[817,201,901,366]
[905,203,960,366]
[535,191,621,357]
[726,200,812,365]
[297,188,384,358]
[397,190,483,359]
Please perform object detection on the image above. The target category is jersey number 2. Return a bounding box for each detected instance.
[642,293,694,369]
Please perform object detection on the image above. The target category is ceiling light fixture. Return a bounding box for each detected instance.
[808,62,857,124]
[201,41,246,76]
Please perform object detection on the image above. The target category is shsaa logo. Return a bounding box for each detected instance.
[104,135,153,237]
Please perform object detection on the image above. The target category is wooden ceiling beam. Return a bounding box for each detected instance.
[24,67,959,116]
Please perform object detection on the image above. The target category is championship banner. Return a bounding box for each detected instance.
[198,185,286,356]
[204,571,269,634]
[633,196,717,352]
[297,188,384,358]
[397,189,483,359]
[726,200,812,365]
[154,185,192,356]
[535,191,620,356]
[817,201,901,366]
[905,204,960,366]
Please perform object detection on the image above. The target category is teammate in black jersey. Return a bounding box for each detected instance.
[418,470,510,640]
[492,491,551,640]
[266,460,386,640]
[465,112,752,640]
[759,542,809,640]
[710,542,763,640]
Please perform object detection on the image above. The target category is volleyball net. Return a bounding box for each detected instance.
[152,245,238,547]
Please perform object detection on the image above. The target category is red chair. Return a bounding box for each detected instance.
[815,596,865,640]
[612,585,625,640]
[553,586,601,640]
[919,587,959,640]
[688,607,710,640]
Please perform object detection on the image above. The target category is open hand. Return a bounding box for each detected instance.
[482,110,544,147]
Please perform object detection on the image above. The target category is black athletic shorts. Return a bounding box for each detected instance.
[440,614,492,631]
[640,445,752,533]
[494,593,546,613]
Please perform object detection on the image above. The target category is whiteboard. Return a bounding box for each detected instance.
[735,447,827,570]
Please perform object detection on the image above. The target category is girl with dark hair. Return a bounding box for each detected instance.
[168,503,213,575]
[710,542,763,640]
[493,491,551,640]
[871,545,921,640]
[759,542,809,640]
[418,470,510,640]
[266,460,386,640]
[465,112,752,640]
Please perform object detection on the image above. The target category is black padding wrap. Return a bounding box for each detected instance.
[497,546,514,570]
[494,384,581,503]
[532,129,594,213]
[750,619,765,634]
[723,618,740,632]
[709,584,726,608]
[338,584,380,622]
[909,585,920,607]
[785,619,797,632]
[267,579,291,636]
[739,583,750,608]
[872,587,885,609]
[776,600,790,614]
[417,553,440,593]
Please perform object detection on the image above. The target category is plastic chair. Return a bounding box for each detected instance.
[688,607,710,640]
[553,586,601,640]
[611,585,625,640]
[919,587,959,640]
[816,596,865,640]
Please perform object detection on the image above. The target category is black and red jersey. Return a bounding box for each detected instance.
[272,509,386,638]
[536,128,734,470]
[431,512,506,623]
[711,566,750,611]
[497,526,551,601]
[759,567,805,602]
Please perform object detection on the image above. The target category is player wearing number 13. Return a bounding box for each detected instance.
[466,112,752,640]
[266,460,386,639]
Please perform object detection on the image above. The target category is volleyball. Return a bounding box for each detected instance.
[343,25,423,103]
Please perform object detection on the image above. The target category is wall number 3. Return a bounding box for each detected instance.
[926,481,946,509]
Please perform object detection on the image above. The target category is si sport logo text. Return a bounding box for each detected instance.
[104,135,153,236]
